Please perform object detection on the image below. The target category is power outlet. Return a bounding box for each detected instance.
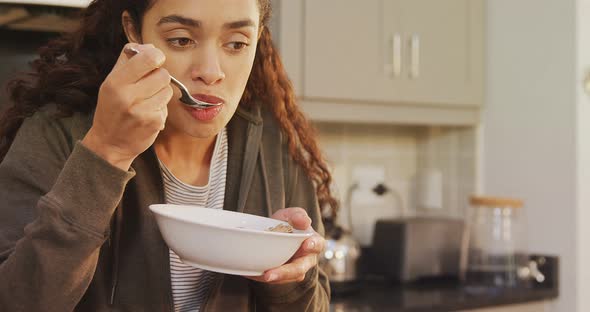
[347,164,395,246]
[351,164,386,191]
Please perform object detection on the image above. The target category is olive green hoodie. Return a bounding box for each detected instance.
[0,105,330,311]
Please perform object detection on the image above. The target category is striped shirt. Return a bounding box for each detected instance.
[158,128,228,312]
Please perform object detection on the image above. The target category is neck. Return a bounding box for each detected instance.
[154,128,218,186]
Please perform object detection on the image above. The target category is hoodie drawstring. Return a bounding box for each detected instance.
[258,148,273,217]
[109,204,123,305]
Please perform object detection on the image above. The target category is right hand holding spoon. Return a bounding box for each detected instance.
[82,43,173,171]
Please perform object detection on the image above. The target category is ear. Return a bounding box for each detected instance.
[121,11,142,44]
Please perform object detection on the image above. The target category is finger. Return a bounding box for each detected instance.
[290,235,325,260]
[128,86,172,129]
[264,261,315,284]
[271,277,307,284]
[113,44,166,84]
[160,106,168,131]
[137,84,173,111]
[263,254,317,283]
[113,42,142,67]
[288,211,311,230]
[272,208,311,230]
[132,68,171,100]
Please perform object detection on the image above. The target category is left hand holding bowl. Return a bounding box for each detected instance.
[244,207,325,284]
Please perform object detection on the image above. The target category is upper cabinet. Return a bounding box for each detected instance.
[272,0,484,125]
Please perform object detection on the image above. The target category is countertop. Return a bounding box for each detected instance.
[329,255,558,312]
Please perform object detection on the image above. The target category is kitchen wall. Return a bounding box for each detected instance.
[484,0,590,311]
[313,121,477,245]
[577,0,590,309]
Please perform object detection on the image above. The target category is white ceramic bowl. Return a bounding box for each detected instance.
[149,204,314,276]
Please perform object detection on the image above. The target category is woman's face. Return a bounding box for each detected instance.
[137,0,260,139]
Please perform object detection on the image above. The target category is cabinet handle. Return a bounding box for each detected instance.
[392,34,402,77]
[410,35,420,79]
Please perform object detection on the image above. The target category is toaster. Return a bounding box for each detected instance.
[370,217,464,282]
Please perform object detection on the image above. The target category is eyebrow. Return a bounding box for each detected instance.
[157,15,200,28]
[223,19,256,30]
[157,15,257,30]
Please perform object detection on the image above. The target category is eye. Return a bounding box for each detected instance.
[167,37,196,48]
[226,41,249,52]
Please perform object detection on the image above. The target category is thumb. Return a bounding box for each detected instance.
[288,211,312,230]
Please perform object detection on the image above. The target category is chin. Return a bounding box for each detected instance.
[184,124,223,139]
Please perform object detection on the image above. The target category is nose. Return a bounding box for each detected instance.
[190,47,225,85]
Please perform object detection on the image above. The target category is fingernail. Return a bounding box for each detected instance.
[123,46,139,57]
[294,212,306,220]
[308,240,316,250]
[267,273,278,282]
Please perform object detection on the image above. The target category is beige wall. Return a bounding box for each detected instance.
[576,0,590,310]
[484,0,582,311]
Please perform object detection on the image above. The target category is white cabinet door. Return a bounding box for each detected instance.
[270,0,305,97]
[303,0,396,102]
[302,0,482,106]
[393,0,484,106]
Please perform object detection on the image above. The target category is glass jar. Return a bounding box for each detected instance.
[461,196,529,289]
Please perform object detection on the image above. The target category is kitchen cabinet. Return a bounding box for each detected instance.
[271,0,483,125]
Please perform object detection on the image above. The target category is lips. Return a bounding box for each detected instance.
[192,93,224,105]
[186,105,222,122]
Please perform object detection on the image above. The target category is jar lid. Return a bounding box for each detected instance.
[470,195,523,208]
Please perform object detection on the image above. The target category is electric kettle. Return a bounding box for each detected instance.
[319,219,361,294]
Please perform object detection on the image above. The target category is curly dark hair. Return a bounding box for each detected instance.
[0,0,338,219]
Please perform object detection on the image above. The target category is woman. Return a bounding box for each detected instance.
[0,0,337,311]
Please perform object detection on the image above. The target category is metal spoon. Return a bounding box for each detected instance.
[123,47,222,109]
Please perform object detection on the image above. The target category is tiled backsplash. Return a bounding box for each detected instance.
[314,122,477,244]
[415,126,478,218]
